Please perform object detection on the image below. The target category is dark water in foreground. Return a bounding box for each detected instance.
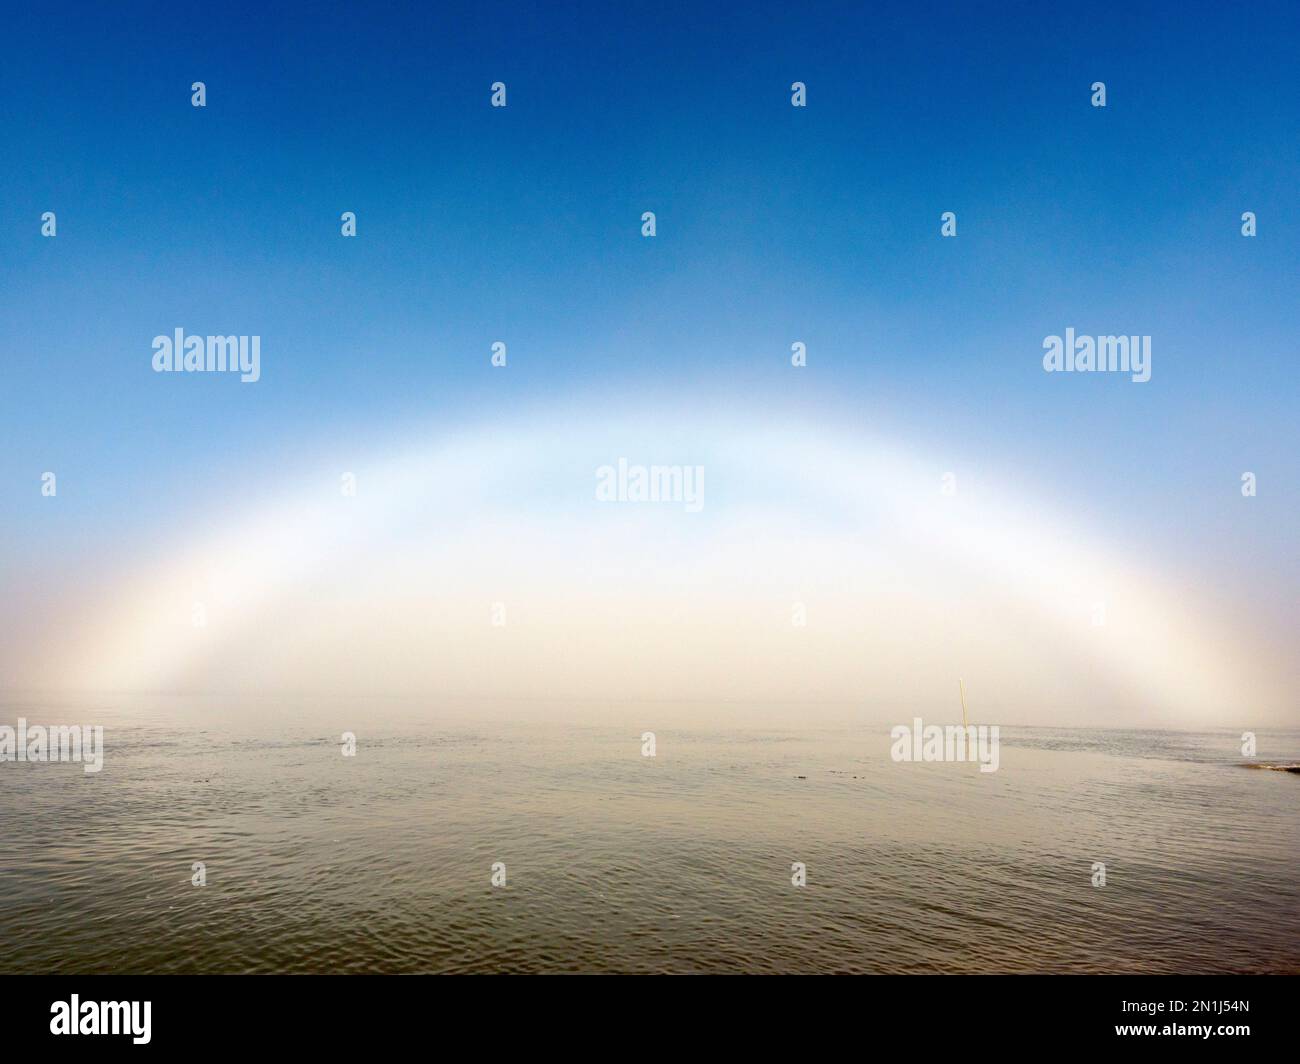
[1,699,1296,973]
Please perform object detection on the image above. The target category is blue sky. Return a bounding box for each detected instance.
[1,1,1297,698]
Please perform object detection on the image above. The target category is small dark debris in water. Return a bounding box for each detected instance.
[794,775,806,780]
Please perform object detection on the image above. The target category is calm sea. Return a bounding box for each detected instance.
[1,698,1296,973]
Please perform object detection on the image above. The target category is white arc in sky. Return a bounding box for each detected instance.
[55,407,1277,726]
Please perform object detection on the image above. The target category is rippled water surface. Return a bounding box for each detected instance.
[1,698,1296,973]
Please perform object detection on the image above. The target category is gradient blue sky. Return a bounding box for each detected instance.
[2,1,1297,698]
